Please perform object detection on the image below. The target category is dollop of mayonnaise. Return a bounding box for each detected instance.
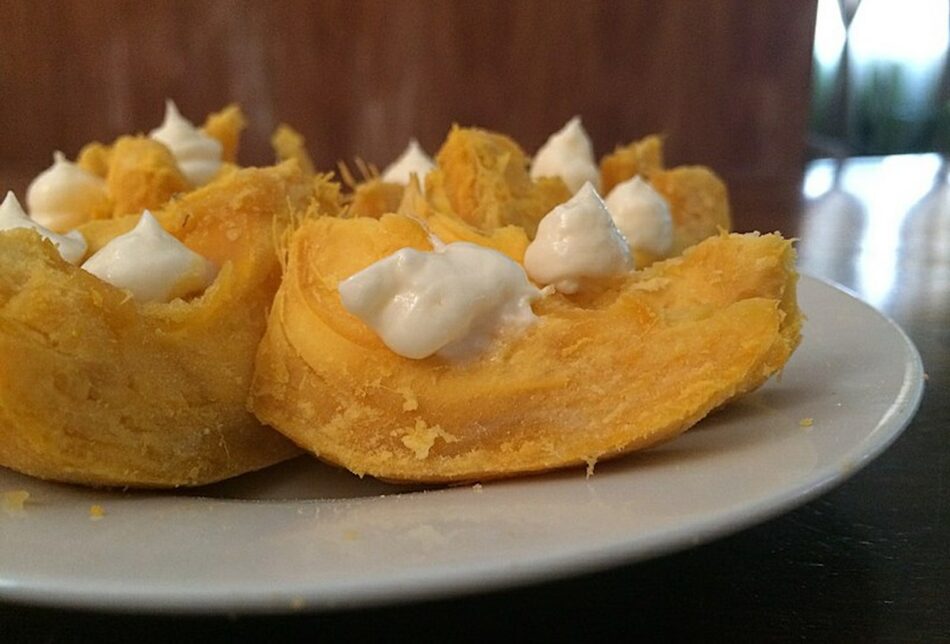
[530,116,600,194]
[604,175,674,257]
[0,191,87,264]
[523,182,632,294]
[149,100,223,187]
[339,242,541,360]
[26,151,109,232]
[81,210,217,303]
[381,139,436,186]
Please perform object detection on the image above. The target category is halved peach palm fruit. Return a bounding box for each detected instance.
[250,213,801,483]
[0,161,327,487]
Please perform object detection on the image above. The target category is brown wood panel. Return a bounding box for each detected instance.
[0,0,816,198]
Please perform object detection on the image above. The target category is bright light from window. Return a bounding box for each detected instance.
[849,0,949,64]
[846,154,942,308]
[814,0,847,70]
[802,159,836,198]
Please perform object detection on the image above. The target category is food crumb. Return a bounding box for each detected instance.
[472,483,483,493]
[397,386,419,412]
[799,417,814,428]
[289,597,305,610]
[342,529,360,541]
[3,490,30,516]
[586,459,597,478]
[89,504,106,521]
[400,419,457,460]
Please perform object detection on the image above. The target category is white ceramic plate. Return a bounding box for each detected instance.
[0,275,924,614]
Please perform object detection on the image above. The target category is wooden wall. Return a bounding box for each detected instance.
[1,0,816,199]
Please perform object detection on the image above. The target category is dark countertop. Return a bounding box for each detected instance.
[1,154,947,641]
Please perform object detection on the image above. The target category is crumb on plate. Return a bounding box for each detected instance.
[3,490,30,515]
[586,459,597,478]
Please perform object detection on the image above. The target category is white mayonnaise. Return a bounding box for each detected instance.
[523,182,632,294]
[0,191,87,264]
[604,176,674,257]
[339,242,540,360]
[149,100,222,186]
[26,151,109,232]
[81,210,216,302]
[530,116,600,193]
[381,139,436,186]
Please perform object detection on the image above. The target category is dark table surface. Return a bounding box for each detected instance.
[1,155,947,641]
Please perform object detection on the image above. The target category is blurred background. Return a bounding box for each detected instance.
[1,0,949,232]
[1,0,816,216]
[810,0,950,157]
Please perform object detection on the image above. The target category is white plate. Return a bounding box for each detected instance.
[0,275,924,613]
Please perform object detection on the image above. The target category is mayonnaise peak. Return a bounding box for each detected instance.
[604,175,674,257]
[149,100,223,187]
[381,139,436,186]
[530,116,601,194]
[523,182,632,294]
[0,191,87,264]
[339,242,541,360]
[26,151,109,233]
[81,210,217,303]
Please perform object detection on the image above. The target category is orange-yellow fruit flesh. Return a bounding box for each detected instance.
[425,126,571,237]
[424,211,530,263]
[650,166,732,255]
[348,179,405,219]
[600,134,665,195]
[271,124,316,176]
[392,179,529,263]
[599,136,731,259]
[203,104,247,164]
[106,136,190,218]
[76,141,112,178]
[70,104,245,224]
[0,162,320,487]
[250,215,801,483]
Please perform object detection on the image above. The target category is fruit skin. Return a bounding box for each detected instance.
[0,161,327,488]
[250,214,801,484]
